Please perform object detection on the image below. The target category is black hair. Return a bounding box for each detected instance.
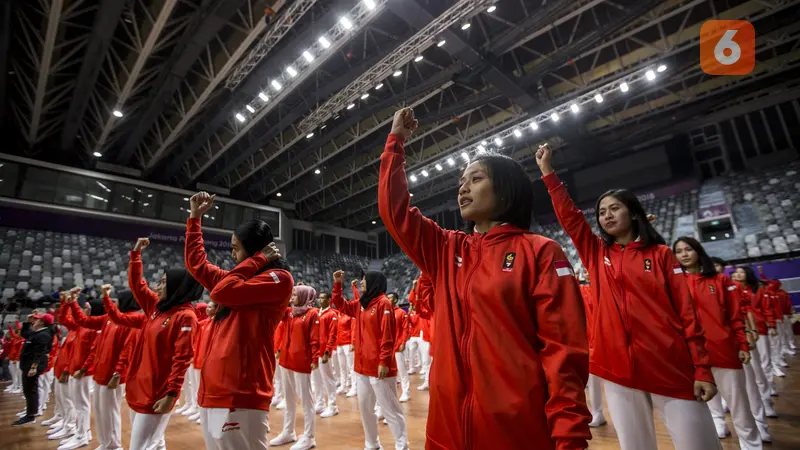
[738,266,760,293]
[595,189,666,247]
[711,257,727,267]
[463,152,533,233]
[672,236,716,277]
[217,219,288,322]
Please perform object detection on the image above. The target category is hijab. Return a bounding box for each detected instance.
[293,285,317,316]
[360,271,388,309]
[194,303,208,321]
[88,298,105,317]
[116,290,140,313]
[156,268,204,314]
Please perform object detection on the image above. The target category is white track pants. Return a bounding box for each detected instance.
[70,376,92,439]
[281,369,315,440]
[201,407,269,450]
[335,345,354,390]
[38,369,54,412]
[419,338,432,377]
[273,365,284,403]
[318,361,338,408]
[57,378,76,431]
[769,332,786,367]
[782,316,795,350]
[355,374,408,450]
[756,336,774,384]
[742,352,771,438]
[395,352,410,397]
[587,374,605,423]
[10,361,20,390]
[93,384,123,450]
[707,368,761,449]
[407,337,422,369]
[51,376,65,419]
[747,345,772,405]
[129,411,169,450]
[181,368,196,411]
[190,367,201,408]
[602,379,721,450]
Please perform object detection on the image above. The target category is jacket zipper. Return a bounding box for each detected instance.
[461,242,481,449]
[617,247,633,354]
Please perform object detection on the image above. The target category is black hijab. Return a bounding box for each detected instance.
[360,271,388,309]
[88,298,105,317]
[116,290,140,313]
[156,269,204,314]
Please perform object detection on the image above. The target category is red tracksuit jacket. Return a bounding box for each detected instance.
[544,171,713,401]
[408,282,433,345]
[336,313,353,346]
[685,273,748,370]
[407,311,422,338]
[392,306,409,353]
[185,218,294,412]
[331,282,396,378]
[746,286,774,335]
[279,308,321,374]
[125,251,197,414]
[193,319,213,370]
[318,307,339,356]
[579,284,595,350]
[54,307,75,378]
[379,134,591,450]
[101,295,144,385]
[275,320,286,353]
[61,304,98,376]
[69,299,135,385]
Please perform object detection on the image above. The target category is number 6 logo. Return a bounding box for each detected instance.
[700,20,755,75]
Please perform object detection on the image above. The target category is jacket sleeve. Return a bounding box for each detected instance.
[660,249,714,383]
[379,304,396,368]
[721,277,748,352]
[209,255,293,311]
[103,296,146,329]
[326,314,338,355]
[532,240,592,450]
[165,312,196,396]
[542,171,602,269]
[61,304,79,331]
[128,251,160,317]
[310,312,320,367]
[412,275,434,319]
[185,218,228,291]
[115,331,138,383]
[399,311,409,345]
[351,284,360,300]
[331,282,359,318]
[378,133,451,279]
[82,330,101,372]
[68,301,105,330]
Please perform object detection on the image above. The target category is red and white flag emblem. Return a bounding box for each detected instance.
[673,264,683,275]
[554,260,574,277]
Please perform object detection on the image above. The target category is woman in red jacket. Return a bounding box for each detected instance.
[45,294,77,438]
[388,293,411,402]
[184,191,293,450]
[674,237,761,449]
[188,301,215,425]
[536,143,718,450]
[334,299,354,396]
[331,269,407,450]
[125,237,201,450]
[176,302,208,422]
[759,270,791,369]
[405,301,422,375]
[271,286,320,449]
[380,109,590,450]
[313,290,339,418]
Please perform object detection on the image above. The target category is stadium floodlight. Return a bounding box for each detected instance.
[375,83,383,89]
[437,40,446,47]
[435,164,443,171]
[410,174,418,182]
[645,70,656,81]
[258,92,269,101]
[551,112,560,122]
[594,93,604,103]
[286,66,298,77]
[393,70,403,77]
[93,152,102,157]
[529,122,539,131]
[487,5,496,12]
[361,93,370,100]
[271,80,282,91]
[318,36,331,48]
[620,82,629,92]
[447,158,455,166]
[340,16,353,29]
[364,0,376,10]
[513,129,522,138]
[414,55,424,62]
[494,137,502,146]
[246,105,255,113]
[571,103,580,113]
[235,113,246,122]
[657,64,667,73]
[112,110,123,118]
[302,51,314,63]
[421,170,429,177]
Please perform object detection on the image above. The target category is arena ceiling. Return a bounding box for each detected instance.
[2,0,799,231]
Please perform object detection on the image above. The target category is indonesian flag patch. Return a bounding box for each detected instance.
[554,260,574,277]
[673,264,683,275]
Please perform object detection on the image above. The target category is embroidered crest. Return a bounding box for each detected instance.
[554,260,574,277]
[371,307,376,315]
[150,311,157,319]
[502,252,516,272]
[644,259,652,272]
[161,317,171,327]
[709,284,716,294]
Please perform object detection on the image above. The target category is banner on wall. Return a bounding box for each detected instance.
[0,204,232,249]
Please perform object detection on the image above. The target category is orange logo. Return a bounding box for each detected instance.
[700,20,755,75]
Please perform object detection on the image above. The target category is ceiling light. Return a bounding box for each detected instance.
[477,145,486,152]
[494,137,503,146]
[286,66,298,77]
[183,197,189,201]
[340,17,353,29]
[594,93,604,103]
[513,129,522,138]
[410,174,417,182]
[147,194,153,198]
[620,82,629,92]
[447,158,454,166]
[363,0,376,10]
[306,132,314,139]
[461,22,471,30]
[112,110,123,118]
[277,192,282,197]
[487,5,496,12]
[435,164,442,171]
[93,152,102,157]
[318,36,331,48]
[437,40,446,47]
[410,193,414,197]
[258,92,269,101]
[361,93,369,100]
[314,168,321,174]
[421,170,429,177]
[302,51,314,63]
[346,103,355,109]
[461,151,469,161]
[375,83,383,90]
[551,112,560,122]
[645,70,656,81]
[271,80,282,91]
[480,140,487,146]
[245,105,255,113]
[414,55,423,62]
[570,103,580,113]
[657,64,667,73]
[235,113,246,122]
[372,220,376,224]
[529,122,539,131]
[393,70,402,77]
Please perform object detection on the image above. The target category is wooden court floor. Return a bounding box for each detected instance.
[2,356,799,450]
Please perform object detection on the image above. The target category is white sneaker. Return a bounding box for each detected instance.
[269,431,297,446]
[276,399,287,410]
[399,393,410,403]
[188,411,201,421]
[764,402,778,418]
[47,421,65,433]
[346,388,357,397]
[779,361,789,368]
[769,385,778,397]
[196,417,202,425]
[773,367,786,377]
[760,430,773,443]
[290,436,316,450]
[49,427,75,440]
[717,428,731,439]
[589,416,607,427]
[336,386,346,395]
[270,396,283,407]
[42,415,62,426]
[417,383,429,391]
[320,406,339,418]
[182,407,197,416]
[57,435,89,450]
[175,404,188,414]
[407,369,416,375]
[314,404,325,415]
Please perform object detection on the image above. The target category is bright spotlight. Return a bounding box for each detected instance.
[410,174,417,182]
[286,66,298,77]
[347,103,355,109]
[551,112,560,122]
[245,105,255,113]
[620,82,629,92]
[570,103,580,113]
[93,152,102,157]
[494,137,502,146]
[461,151,469,161]
[657,64,667,73]
[318,36,331,48]
[414,55,423,62]
[513,129,522,138]
[258,92,269,101]
[594,93,604,103]
[487,5,496,12]
[314,168,321,174]
[271,80,282,91]
[421,170,429,177]
[306,133,314,139]
[112,110,123,118]
[437,40,446,47]
[235,113,245,122]
[302,51,314,63]
[461,22,471,30]
[435,164,442,171]
[375,83,383,90]
[393,70,403,77]
[447,158,455,166]
[340,17,353,29]
[363,0,376,10]
[529,122,539,131]
[361,93,369,100]
[645,70,656,81]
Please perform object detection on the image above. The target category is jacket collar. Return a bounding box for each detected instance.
[468,223,528,247]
